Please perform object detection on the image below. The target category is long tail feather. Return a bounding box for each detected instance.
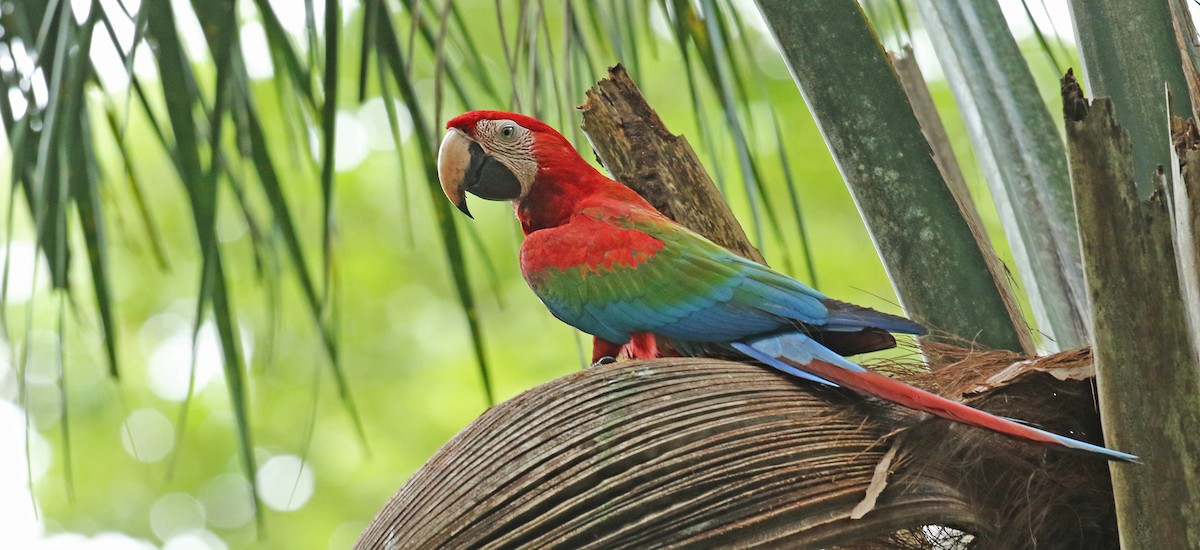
[740,334,1138,463]
[731,342,839,387]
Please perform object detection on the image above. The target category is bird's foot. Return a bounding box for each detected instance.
[590,356,617,368]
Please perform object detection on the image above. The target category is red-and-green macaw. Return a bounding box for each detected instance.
[436,110,1136,463]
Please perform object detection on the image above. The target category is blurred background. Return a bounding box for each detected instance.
[0,0,1083,548]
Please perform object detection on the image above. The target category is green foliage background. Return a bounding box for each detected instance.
[0,0,1076,547]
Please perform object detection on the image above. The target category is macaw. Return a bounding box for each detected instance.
[436,110,1136,463]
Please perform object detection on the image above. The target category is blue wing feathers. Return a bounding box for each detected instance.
[525,209,923,346]
[526,204,1136,462]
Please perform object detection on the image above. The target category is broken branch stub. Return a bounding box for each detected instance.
[578,64,766,265]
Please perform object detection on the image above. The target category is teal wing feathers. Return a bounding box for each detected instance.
[519,202,832,345]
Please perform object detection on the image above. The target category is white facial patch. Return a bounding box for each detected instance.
[476,119,538,197]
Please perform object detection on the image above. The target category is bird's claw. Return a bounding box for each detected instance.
[590,356,617,368]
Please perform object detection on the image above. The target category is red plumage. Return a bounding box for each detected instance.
[438,110,1137,462]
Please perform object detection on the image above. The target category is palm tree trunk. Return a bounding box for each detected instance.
[1063,74,1200,548]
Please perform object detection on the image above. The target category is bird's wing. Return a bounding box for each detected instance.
[519,201,831,346]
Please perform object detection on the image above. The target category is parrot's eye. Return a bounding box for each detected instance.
[500,125,516,139]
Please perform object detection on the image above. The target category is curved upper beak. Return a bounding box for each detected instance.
[437,128,523,219]
[438,129,475,218]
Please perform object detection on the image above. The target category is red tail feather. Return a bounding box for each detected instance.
[793,358,1061,446]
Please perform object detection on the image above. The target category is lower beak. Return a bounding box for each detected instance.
[437,129,523,218]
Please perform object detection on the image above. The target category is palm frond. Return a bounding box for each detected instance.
[374,9,494,405]
[755,0,1033,352]
[915,0,1089,351]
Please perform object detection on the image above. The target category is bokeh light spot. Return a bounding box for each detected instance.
[0,401,50,545]
[256,454,314,512]
[145,321,253,402]
[151,493,206,542]
[163,530,228,550]
[335,112,369,172]
[308,112,370,172]
[0,240,48,304]
[357,97,413,150]
[198,474,254,529]
[239,22,274,80]
[120,408,175,463]
[56,531,157,549]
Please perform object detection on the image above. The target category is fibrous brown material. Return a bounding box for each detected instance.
[356,349,1118,549]
[900,343,1118,550]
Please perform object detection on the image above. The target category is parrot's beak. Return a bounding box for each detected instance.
[437,128,522,219]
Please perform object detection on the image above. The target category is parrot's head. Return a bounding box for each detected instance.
[438,110,579,218]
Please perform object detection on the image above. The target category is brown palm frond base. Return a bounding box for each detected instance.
[356,345,1116,549]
